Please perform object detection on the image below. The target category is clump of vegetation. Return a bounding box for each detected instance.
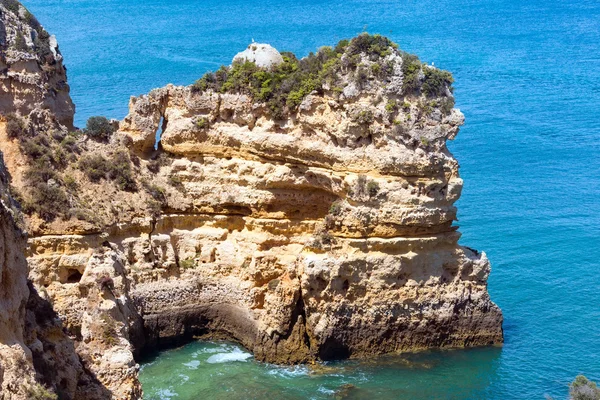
[351,175,381,199]
[195,117,209,129]
[23,382,58,400]
[401,53,422,94]
[367,181,380,197]
[84,116,116,141]
[20,160,70,221]
[190,33,455,119]
[99,314,119,346]
[191,34,403,119]
[5,113,25,139]
[352,109,374,125]
[385,99,398,113]
[1,0,21,14]
[14,31,28,51]
[344,33,397,59]
[179,258,195,269]
[78,154,110,182]
[147,158,161,173]
[329,200,344,216]
[144,182,166,204]
[108,150,137,191]
[78,150,137,191]
[569,375,600,400]
[311,229,335,250]
[353,174,368,198]
[422,66,454,98]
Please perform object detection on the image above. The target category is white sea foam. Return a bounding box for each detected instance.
[156,388,179,399]
[317,386,335,395]
[206,348,252,364]
[266,365,309,378]
[182,360,200,369]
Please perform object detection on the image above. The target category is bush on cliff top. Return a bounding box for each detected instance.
[191,33,455,119]
[570,375,600,400]
[84,116,116,141]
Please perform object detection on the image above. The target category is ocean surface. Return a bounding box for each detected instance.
[22,0,600,398]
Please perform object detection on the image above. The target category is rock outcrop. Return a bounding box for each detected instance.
[0,152,112,399]
[0,0,74,129]
[0,3,503,398]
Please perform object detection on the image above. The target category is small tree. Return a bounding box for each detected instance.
[84,116,115,141]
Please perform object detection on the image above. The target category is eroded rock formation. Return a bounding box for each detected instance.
[0,0,74,129]
[0,2,503,398]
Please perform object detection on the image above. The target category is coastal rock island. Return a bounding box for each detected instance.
[0,1,503,398]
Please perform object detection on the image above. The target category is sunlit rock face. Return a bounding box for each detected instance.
[0,3,502,396]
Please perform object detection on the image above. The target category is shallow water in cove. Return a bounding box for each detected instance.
[22,0,600,398]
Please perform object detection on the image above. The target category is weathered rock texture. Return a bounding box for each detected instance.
[0,153,113,400]
[0,3,503,398]
[0,0,74,129]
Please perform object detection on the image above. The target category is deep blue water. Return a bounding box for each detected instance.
[22,0,600,398]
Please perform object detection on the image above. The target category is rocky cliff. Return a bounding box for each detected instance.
[0,151,114,399]
[0,3,503,398]
[0,0,74,129]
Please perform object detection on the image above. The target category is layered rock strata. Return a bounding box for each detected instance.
[0,2,503,398]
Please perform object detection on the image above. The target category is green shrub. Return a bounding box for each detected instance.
[385,99,398,113]
[25,181,70,222]
[191,34,400,119]
[352,110,374,125]
[23,382,57,400]
[367,181,380,197]
[371,63,381,76]
[401,53,422,94]
[311,229,335,250]
[144,182,166,203]
[1,0,20,14]
[108,150,137,192]
[179,258,195,269]
[78,151,137,191]
[570,375,600,400]
[78,154,109,182]
[14,31,27,51]
[355,65,369,88]
[84,116,115,141]
[345,33,396,59]
[422,66,454,98]
[440,97,455,115]
[60,132,81,153]
[196,117,209,129]
[329,200,343,216]
[21,135,52,160]
[146,198,162,218]
[5,114,25,139]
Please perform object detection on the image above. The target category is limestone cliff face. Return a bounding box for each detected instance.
[0,153,113,400]
[0,5,503,398]
[0,0,74,129]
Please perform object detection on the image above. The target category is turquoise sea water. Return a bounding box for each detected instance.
[22,0,600,398]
